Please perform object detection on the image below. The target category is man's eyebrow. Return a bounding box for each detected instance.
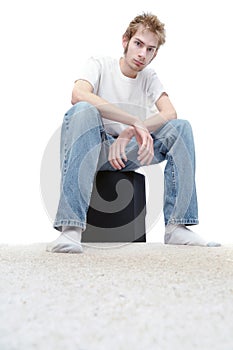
[134,37,157,48]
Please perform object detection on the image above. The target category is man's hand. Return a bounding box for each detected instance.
[108,122,154,170]
[108,127,134,170]
[133,120,154,166]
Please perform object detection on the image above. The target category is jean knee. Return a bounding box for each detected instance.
[67,101,98,116]
[73,101,97,113]
[169,119,193,135]
[65,102,101,127]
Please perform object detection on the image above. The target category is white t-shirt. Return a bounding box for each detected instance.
[76,56,165,135]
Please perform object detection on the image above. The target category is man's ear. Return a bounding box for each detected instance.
[122,35,129,50]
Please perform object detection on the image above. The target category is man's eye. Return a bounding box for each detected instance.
[135,40,141,46]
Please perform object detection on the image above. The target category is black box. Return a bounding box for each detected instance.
[82,171,146,242]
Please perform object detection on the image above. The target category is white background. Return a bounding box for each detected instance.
[0,0,232,244]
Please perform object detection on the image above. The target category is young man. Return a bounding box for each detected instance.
[47,13,220,253]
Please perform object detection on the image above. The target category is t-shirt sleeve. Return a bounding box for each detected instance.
[146,70,166,105]
[75,57,101,94]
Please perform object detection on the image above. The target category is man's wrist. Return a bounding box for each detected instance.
[125,126,135,138]
[133,120,147,131]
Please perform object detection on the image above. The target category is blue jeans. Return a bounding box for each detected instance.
[54,102,199,231]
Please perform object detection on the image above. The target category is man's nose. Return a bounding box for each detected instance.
[138,47,147,58]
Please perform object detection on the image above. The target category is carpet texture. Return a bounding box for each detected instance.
[1,243,233,350]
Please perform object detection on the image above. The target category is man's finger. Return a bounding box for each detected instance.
[137,142,154,165]
[120,144,127,162]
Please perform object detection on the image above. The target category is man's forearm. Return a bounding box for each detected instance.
[144,111,177,132]
[72,88,139,127]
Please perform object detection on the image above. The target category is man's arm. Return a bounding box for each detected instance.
[72,80,140,127]
[108,92,177,170]
[144,93,177,132]
[72,79,154,169]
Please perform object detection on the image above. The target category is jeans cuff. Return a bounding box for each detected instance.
[53,220,86,231]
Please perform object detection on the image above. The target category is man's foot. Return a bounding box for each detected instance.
[164,224,221,247]
[46,226,83,254]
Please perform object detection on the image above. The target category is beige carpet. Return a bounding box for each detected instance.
[1,242,233,350]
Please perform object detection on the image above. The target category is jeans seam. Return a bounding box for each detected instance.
[54,220,86,230]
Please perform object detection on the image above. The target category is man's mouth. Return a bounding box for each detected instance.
[133,59,145,67]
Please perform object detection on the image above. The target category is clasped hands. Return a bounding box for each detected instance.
[108,120,154,170]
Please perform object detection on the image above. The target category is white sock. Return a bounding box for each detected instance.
[46,226,83,253]
[164,224,221,247]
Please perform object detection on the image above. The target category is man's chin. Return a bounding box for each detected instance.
[133,60,145,71]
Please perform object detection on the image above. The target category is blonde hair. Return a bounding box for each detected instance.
[123,12,166,48]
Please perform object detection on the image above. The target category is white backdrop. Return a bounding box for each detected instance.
[1,0,232,244]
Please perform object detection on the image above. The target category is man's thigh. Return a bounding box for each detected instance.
[98,132,167,171]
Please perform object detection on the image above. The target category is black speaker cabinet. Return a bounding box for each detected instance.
[83,171,146,242]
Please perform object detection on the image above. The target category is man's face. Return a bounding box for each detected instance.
[122,25,159,76]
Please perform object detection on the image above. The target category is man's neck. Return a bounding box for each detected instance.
[119,57,138,79]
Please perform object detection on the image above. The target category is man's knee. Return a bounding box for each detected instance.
[168,119,193,137]
[169,119,191,130]
[69,101,99,117]
[65,102,101,127]
[72,101,97,113]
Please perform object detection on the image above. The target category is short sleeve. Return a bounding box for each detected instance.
[75,57,101,94]
[146,70,166,105]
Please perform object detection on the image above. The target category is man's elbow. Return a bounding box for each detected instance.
[71,90,83,105]
[71,80,93,105]
[166,107,177,120]
[162,110,177,121]
[170,110,177,120]
[71,97,77,105]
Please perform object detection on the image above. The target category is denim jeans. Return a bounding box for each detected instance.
[54,102,199,231]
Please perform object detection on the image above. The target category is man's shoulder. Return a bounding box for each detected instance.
[138,66,161,88]
[141,65,157,78]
